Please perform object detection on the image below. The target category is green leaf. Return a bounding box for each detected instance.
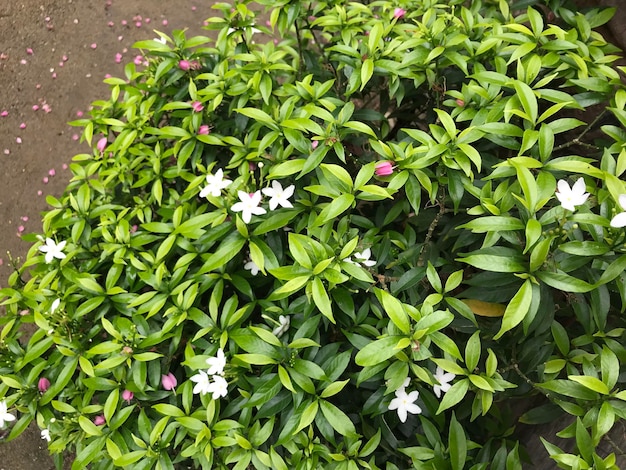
[295,400,319,434]
[568,375,610,395]
[311,277,334,323]
[312,194,354,226]
[374,287,411,334]
[437,379,469,414]
[458,216,524,233]
[459,254,526,273]
[513,80,537,123]
[360,59,374,90]
[449,412,467,470]
[494,279,533,339]
[320,399,356,436]
[536,271,594,293]
[601,346,619,391]
[465,331,481,371]
[199,232,246,273]
[355,336,405,367]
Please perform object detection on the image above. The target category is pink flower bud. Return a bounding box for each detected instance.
[311,140,319,149]
[456,99,465,107]
[38,377,50,393]
[162,373,177,391]
[375,160,394,176]
[198,125,210,135]
[178,60,190,71]
[191,101,203,113]
[96,137,107,153]
[393,8,406,19]
[122,389,134,403]
[94,415,106,426]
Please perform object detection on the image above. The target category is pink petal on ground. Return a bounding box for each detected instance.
[32,105,39,111]
[21,216,29,221]
[26,48,34,55]
[19,123,26,129]
[0,110,8,117]
[48,169,56,176]
[20,59,27,65]
[76,111,83,117]
[108,21,114,27]
[3,149,9,155]
[37,190,43,196]
[16,137,22,144]
[121,20,128,26]
[17,226,24,233]
[71,134,79,141]
[43,177,49,184]
[162,19,168,26]
[62,163,68,170]
[90,43,97,49]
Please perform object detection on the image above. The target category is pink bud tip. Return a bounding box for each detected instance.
[38,377,51,393]
[375,160,394,176]
[393,8,406,19]
[456,99,465,107]
[311,140,319,149]
[94,415,106,426]
[198,125,210,135]
[178,59,190,71]
[191,101,203,112]
[122,390,134,402]
[96,137,107,152]
[161,373,177,391]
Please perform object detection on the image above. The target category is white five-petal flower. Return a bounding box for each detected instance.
[206,348,226,376]
[244,259,260,276]
[38,238,67,264]
[388,388,422,423]
[353,248,376,267]
[610,194,626,228]
[555,178,589,212]
[231,191,267,223]
[262,181,295,211]
[432,366,455,398]
[199,169,232,198]
[0,400,16,429]
[190,370,212,395]
[207,375,229,400]
[41,428,51,442]
[272,315,290,338]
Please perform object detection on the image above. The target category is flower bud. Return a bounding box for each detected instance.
[456,99,465,107]
[178,59,190,71]
[375,161,394,176]
[162,373,177,391]
[122,389,134,403]
[191,101,203,113]
[198,125,210,135]
[393,7,406,19]
[38,377,50,393]
[94,415,105,426]
[96,137,107,153]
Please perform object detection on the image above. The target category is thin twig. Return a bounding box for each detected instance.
[417,191,446,267]
[553,109,607,152]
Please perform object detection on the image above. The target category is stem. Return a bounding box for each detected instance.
[553,109,607,152]
[294,21,305,80]
[417,191,447,267]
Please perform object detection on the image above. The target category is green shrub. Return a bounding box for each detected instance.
[1,0,626,468]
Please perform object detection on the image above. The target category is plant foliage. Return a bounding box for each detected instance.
[1,0,626,468]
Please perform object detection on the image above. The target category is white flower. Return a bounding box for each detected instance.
[154,37,167,45]
[207,375,228,400]
[262,181,295,210]
[388,389,421,423]
[244,259,260,276]
[353,248,376,267]
[41,428,51,442]
[610,194,626,228]
[432,366,455,398]
[272,315,290,338]
[231,191,267,223]
[190,370,212,395]
[38,238,67,264]
[199,169,232,198]
[0,400,16,429]
[206,348,226,376]
[50,299,60,314]
[555,178,589,212]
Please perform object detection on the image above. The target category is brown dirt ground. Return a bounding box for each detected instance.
[1,1,626,469]
[0,1,213,468]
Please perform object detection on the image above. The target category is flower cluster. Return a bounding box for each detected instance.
[199,169,295,224]
[190,349,229,400]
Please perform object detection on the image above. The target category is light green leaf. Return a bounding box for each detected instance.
[494,279,533,339]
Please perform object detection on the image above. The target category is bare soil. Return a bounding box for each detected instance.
[0,1,209,467]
